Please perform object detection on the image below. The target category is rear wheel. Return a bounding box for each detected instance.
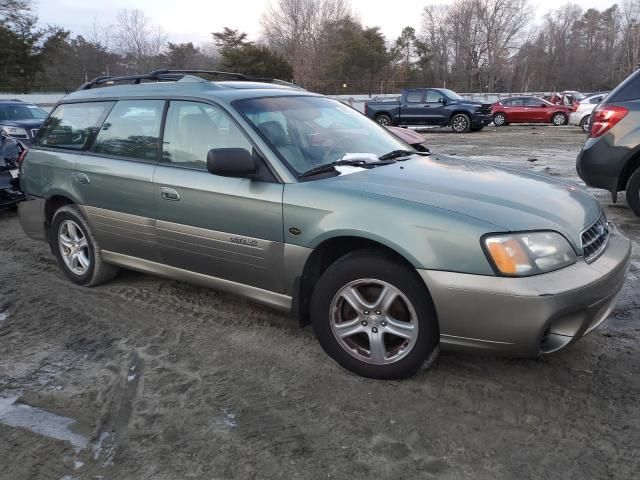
[625,167,640,216]
[375,114,392,126]
[451,113,471,133]
[552,112,568,126]
[493,113,507,126]
[50,205,118,286]
[310,249,439,379]
[580,115,590,133]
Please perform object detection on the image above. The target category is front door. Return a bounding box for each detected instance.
[424,89,449,125]
[153,100,285,292]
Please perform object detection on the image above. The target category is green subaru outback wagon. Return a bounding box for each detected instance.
[17,70,631,379]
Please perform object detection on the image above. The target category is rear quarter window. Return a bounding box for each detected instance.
[608,70,640,103]
[37,102,114,150]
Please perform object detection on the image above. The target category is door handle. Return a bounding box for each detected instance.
[74,172,90,184]
[160,186,180,201]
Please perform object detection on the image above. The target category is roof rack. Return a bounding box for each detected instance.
[77,69,291,90]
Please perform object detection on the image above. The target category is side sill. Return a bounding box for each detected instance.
[101,251,293,313]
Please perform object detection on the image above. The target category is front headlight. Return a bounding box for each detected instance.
[0,126,28,137]
[483,231,577,277]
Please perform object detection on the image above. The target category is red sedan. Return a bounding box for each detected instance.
[491,96,572,126]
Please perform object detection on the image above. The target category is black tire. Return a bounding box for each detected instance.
[310,249,439,379]
[552,112,568,126]
[625,167,640,216]
[493,113,507,127]
[49,204,118,286]
[375,114,392,126]
[450,113,471,133]
[580,115,590,133]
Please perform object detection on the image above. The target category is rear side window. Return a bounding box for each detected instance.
[162,101,253,170]
[406,90,424,103]
[37,102,113,150]
[91,100,164,162]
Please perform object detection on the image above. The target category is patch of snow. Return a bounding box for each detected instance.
[0,397,88,449]
[0,311,7,322]
[222,408,237,428]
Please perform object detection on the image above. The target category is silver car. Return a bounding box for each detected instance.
[569,93,609,133]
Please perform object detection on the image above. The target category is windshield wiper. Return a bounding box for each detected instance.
[378,149,424,161]
[299,159,394,179]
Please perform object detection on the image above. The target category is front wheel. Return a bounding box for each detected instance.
[50,205,119,286]
[310,249,439,379]
[493,113,507,127]
[552,112,568,126]
[451,113,471,133]
[625,167,640,216]
[375,114,392,126]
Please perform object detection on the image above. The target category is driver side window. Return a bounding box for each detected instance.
[162,101,253,170]
[425,90,445,104]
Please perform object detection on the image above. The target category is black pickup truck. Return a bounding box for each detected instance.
[364,88,493,133]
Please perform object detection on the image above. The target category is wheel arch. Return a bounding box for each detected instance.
[292,235,423,326]
[44,193,77,238]
[618,150,640,192]
[448,110,472,124]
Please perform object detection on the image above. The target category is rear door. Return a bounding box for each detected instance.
[153,100,286,292]
[509,98,528,122]
[77,99,165,262]
[399,89,427,125]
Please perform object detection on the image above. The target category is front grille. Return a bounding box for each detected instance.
[581,212,610,262]
[476,104,492,114]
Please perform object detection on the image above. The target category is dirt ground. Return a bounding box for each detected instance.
[0,125,638,480]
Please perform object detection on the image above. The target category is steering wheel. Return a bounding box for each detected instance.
[322,135,352,163]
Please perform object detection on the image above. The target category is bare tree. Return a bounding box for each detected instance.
[114,9,167,71]
[476,0,531,91]
[261,0,351,84]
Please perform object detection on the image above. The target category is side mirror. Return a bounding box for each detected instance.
[539,103,547,108]
[206,148,257,177]
[438,97,448,105]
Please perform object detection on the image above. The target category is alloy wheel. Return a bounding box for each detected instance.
[330,279,418,365]
[494,114,505,126]
[58,219,90,276]
[452,115,468,132]
[553,113,566,126]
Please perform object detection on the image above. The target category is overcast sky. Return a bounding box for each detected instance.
[33,0,616,45]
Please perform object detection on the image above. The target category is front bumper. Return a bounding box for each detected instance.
[419,226,631,356]
[472,114,493,127]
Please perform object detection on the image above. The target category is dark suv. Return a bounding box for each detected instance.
[577,70,640,216]
[0,99,49,145]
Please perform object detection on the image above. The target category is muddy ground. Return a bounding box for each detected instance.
[0,125,638,480]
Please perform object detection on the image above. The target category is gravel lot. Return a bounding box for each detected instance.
[0,125,638,480]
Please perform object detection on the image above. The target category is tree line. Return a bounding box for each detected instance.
[2,0,640,94]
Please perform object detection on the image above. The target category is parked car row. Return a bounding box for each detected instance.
[364,88,610,132]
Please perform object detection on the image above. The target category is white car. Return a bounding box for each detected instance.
[569,93,609,133]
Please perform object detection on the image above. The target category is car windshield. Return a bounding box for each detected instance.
[235,96,412,176]
[439,89,464,100]
[0,104,48,121]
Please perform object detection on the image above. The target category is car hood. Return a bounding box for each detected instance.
[325,155,600,250]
